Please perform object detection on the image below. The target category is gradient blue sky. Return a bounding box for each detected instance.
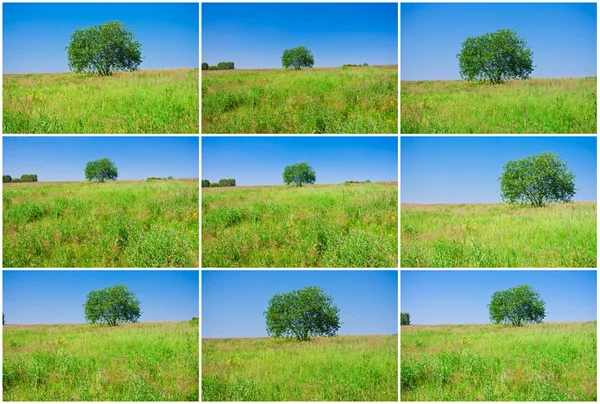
[3,271,199,325]
[402,3,597,80]
[203,3,398,69]
[202,137,397,186]
[3,137,198,182]
[401,271,596,325]
[3,3,199,74]
[203,271,398,338]
[401,137,596,204]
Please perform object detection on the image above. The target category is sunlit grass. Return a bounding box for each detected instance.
[401,322,597,401]
[202,66,398,134]
[3,180,199,268]
[3,69,199,134]
[401,77,597,134]
[401,202,596,268]
[203,334,398,401]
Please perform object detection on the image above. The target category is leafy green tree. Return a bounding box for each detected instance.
[219,179,236,187]
[3,175,12,183]
[458,29,534,84]
[66,21,142,76]
[217,62,234,70]
[209,66,218,70]
[83,284,141,326]
[499,152,575,207]
[264,286,341,341]
[202,63,209,71]
[210,183,220,187]
[488,285,546,327]
[282,46,315,70]
[401,313,410,326]
[20,174,38,183]
[283,162,316,186]
[85,158,118,182]
[2,313,5,325]
[202,179,211,187]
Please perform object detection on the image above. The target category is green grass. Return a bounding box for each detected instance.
[401,77,597,133]
[202,183,398,267]
[3,180,199,268]
[203,334,398,401]
[3,69,199,134]
[401,203,596,268]
[401,322,597,401]
[202,66,398,134]
[3,321,199,401]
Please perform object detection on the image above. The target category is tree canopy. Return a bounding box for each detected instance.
[488,285,546,327]
[401,313,411,326]
[283,162,316,186]
[83,284,141,326]
[264,286,341,341]
[281,46,315,70]
[458,29,534,84]
[66,21,142,76]
[499,152,575,207]
[85,158,118,182]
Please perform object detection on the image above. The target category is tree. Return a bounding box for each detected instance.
[401,313,410,326]
[3,175,12,183]
[457,29,534,84]
[209,66,218,70]
[264,286,341,341]
[219,179,236,187]
[282,46,315,70]
[66,21,142,76]
[20,174,38,183]
[499,152,575,207]
[83,284,141,326]
[85,158,118,182]
[202,179,211,187]
[488,285,546,327]
[217,62,234,70]
[210,183,220,187]
[202,63,209,71]
[2,313,4,325]
[283,162,316,186]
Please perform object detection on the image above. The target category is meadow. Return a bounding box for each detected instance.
[202,183,398,267]
[202,66,398,134]
[401,203,596,268]
[3,180,199,268]
[3,69,199,134]
[203,334,398,401]
[401,77,596,134]
[3,321,199,401]
[401,322,597,401]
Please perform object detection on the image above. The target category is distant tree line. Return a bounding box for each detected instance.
[147,176,174,181]
[202,62,235,71]
[202,179,236,187]
[3,174,38,183]
[342,63,369,67]
[345,180,371,185]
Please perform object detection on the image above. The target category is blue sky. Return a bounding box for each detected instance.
[3,271,199,325]
[401,271,596,325]
[3,3,199,74]
[202,137,398,186]
[202,3,398,69]
[202,271,398,338]
[401,137,596,204]
[3,137,198,182]
[402,3,597,80]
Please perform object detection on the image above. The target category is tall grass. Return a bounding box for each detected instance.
[401,78,597,134]
[202,66,398,134]
[3,322,199,401]
[203,334,398,401]
[202,183,398,268]
[3,69,199,134]
[3,180,199,268]
[401,322,597,401]
[401,203,596,268]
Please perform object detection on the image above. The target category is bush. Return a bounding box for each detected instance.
[11,178,22,183]
[202,180,211,188]
[201,63,209,71]
[210,183,220,187]
[209,66,218,71]
[3,175,12,183]
[401,313,410,325]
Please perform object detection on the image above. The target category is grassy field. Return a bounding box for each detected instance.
[401,77,596,134]
[401,322,597,401]
[202,183,398,267]
[3,69,199,134]
[3,321,199,401]
[401,203,596,268]
[3,180,199,268]
[202,66,398,134]
[203,334,398,401]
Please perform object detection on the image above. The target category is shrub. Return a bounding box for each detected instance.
[209,66,218,71]
[210,183,220,187]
